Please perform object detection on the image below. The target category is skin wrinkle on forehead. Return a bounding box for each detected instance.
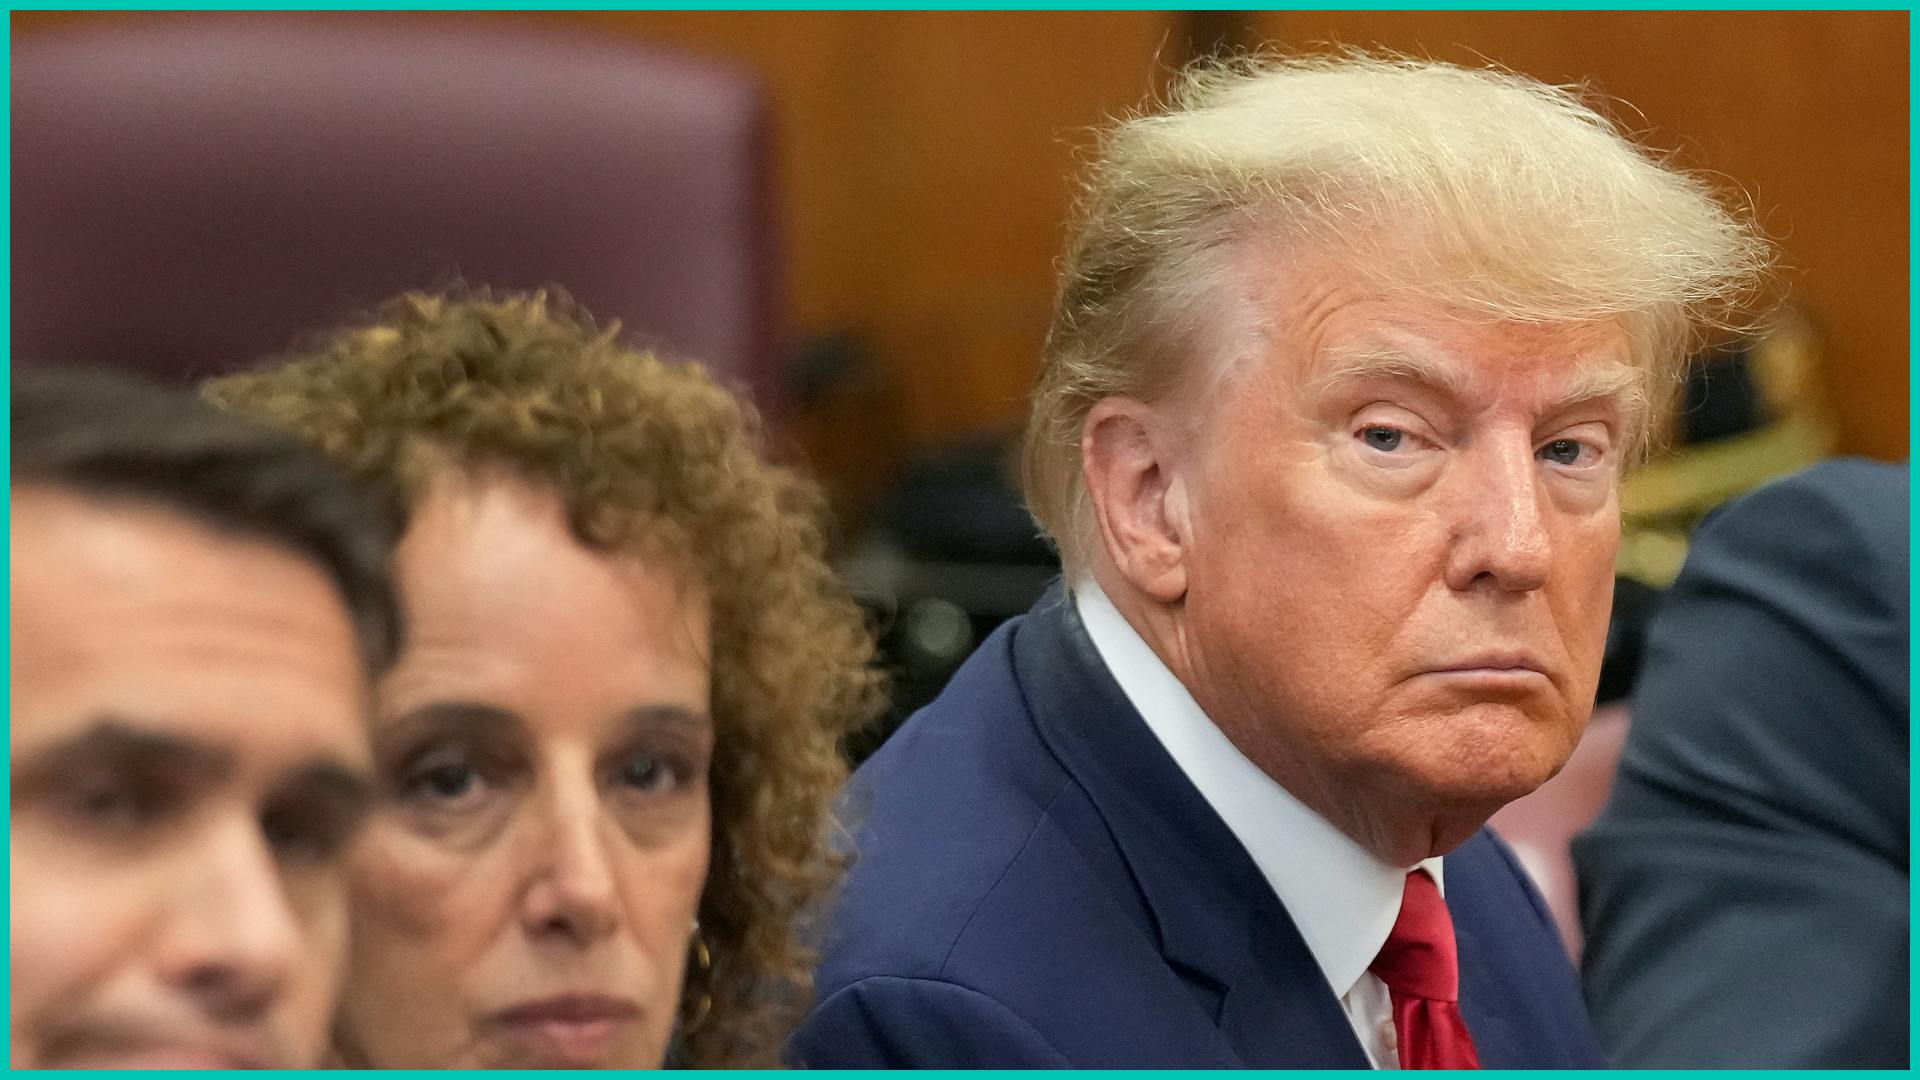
[13,489,367,690]
[1196,234,1651,440]
[11,495,372,764]
[1312,343,1644,426]
[408,469,711,655]
[1218,262,1643,453]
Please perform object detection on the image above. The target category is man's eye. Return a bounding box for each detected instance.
[1541,438,1587,466]
[62,771,170,833]
[70,782,141,827]
[1359,426,1406,452]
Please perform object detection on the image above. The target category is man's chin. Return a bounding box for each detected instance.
[1446,751,1570,807]
[1364,712,1578,839]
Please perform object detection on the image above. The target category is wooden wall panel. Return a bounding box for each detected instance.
[1247,11,1910,460]
[557,13,1179,448]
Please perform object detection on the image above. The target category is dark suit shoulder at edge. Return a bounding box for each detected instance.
[807,972,1076,1066]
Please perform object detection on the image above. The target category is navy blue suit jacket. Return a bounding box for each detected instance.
[793,589,1605,1067]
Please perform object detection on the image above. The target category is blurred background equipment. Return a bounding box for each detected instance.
[1617,310,1837,588]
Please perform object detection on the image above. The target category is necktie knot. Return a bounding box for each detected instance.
[1370,868,1461,1002]
[1368,868,1481,1069]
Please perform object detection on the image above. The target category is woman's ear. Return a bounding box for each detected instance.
[1081,396,1190,604]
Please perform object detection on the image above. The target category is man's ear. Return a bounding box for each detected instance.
[1082,396,1190,604]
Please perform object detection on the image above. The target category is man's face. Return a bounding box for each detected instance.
[9,488,373,1068]
[1175,254,1630,858]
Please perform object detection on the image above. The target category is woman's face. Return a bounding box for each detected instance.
[337,476,713,1068]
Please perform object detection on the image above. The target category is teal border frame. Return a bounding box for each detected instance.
[3,5,1914,1074]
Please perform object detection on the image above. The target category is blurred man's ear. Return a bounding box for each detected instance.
[1082,396,1190,604]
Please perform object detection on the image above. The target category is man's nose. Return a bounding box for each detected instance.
[517,774,621,944]
[157,814,301,1022]
[1444,437,1552,594]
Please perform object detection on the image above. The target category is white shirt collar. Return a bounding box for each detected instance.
[1073,580,1443,1000]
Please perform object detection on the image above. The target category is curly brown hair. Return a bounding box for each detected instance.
[205,290,884,1067]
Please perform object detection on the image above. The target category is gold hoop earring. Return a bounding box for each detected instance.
[685,919,714,1032]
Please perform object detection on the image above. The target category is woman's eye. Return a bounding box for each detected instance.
[1359,425,1407,452]
[421,762,475,798]
[615,753,692,797]
[398,753,484,805]
[618,756,673,794]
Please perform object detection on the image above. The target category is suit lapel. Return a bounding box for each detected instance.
[1012,586,1371,1068]
[1217,908,1376,1068]
[1455,911,1525,1068]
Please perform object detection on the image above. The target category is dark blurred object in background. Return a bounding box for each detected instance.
[12,15,786,412]
[1595,577,1662,707]
[837,430,1058,762]
[1678,340,1769,445]
[1617,310,1834,589]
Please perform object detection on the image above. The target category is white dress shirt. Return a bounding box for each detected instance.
[1075,582,1442,1070]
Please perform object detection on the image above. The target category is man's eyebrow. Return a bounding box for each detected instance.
[1553,362,1644,413]
[1314,347,1643,413]
[1312,347,1472,398]
[11,718,233,795]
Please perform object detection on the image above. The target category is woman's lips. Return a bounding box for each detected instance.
[489,994,641,1065]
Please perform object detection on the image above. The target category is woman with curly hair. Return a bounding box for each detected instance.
[205,291,883,1068]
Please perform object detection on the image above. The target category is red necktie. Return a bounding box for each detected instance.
[1369,869,1481,1069]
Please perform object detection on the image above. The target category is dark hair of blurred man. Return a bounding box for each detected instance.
[9,366,402,1069]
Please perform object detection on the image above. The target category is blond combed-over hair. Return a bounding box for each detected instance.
[1024,52,1773,575]
[205,290,885,1068]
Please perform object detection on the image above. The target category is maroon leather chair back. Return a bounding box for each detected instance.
[12,15,785,411]
[1488,703,1632,963]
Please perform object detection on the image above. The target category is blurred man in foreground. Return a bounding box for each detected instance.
[10,367,402,1068]
[797,55,1770,1067]
[1578,459,1909,1066]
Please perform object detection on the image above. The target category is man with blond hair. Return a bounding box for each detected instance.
[796,55,1767,1068]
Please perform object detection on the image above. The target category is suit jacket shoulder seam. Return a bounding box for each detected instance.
[1480,828,1557,932]
[935,773,1078,978]
[819,972,1073,1065]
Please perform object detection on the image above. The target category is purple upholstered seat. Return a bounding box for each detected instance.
[12,15,785,411]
